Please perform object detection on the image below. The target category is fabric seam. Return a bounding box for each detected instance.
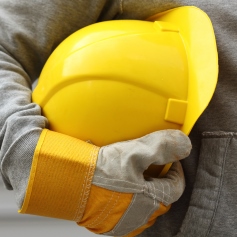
[111,193,137,234]
[205,136,231,236]
[85,191,116,228]
[93,192,120,228]
[93,181,174,201]
[119,0,124,14]
[125,196,158,236]
[74,145,99,222]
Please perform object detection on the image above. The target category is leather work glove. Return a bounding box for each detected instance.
[19,129,191,237]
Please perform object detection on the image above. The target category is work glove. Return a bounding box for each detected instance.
[19,129,191,237]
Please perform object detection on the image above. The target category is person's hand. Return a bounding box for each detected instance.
[78,129,191,236]
[19,129,191,237]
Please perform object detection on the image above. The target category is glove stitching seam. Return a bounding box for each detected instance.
[150,182,156,203]
[85,191,116,228]
[92,192,121,228]
[160,180,165,204]
[111,193,137,234]
[94,175,144,187]
[93,181,142,192]
[164,179,171,205]
[73,146,99,222]
[125,196,159,236]
[145,182,156,200]
[93,181,174,201]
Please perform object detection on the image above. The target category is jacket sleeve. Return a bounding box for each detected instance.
[0,0,120,208]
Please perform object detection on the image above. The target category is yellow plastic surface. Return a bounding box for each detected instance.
[34,20,188,145]
[33,6,218,176]
[147,6,218,135]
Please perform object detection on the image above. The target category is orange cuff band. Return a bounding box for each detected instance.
[79,184,133,234]
[19,129,99,222]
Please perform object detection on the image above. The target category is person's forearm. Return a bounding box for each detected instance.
[0,0,119,208]
[0,44,47,207]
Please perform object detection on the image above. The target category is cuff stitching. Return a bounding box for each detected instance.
[74,145,99,222]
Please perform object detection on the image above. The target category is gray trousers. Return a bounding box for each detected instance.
[140,132,237,236]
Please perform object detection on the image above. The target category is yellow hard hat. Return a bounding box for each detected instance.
[33,6,218,176]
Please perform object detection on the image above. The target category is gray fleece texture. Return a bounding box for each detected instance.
[0,0,121,208]
[1,1,237,237]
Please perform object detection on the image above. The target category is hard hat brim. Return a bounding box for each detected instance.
[147,6,218,135]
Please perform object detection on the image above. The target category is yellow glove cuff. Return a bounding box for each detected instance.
[19,129,99,222]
